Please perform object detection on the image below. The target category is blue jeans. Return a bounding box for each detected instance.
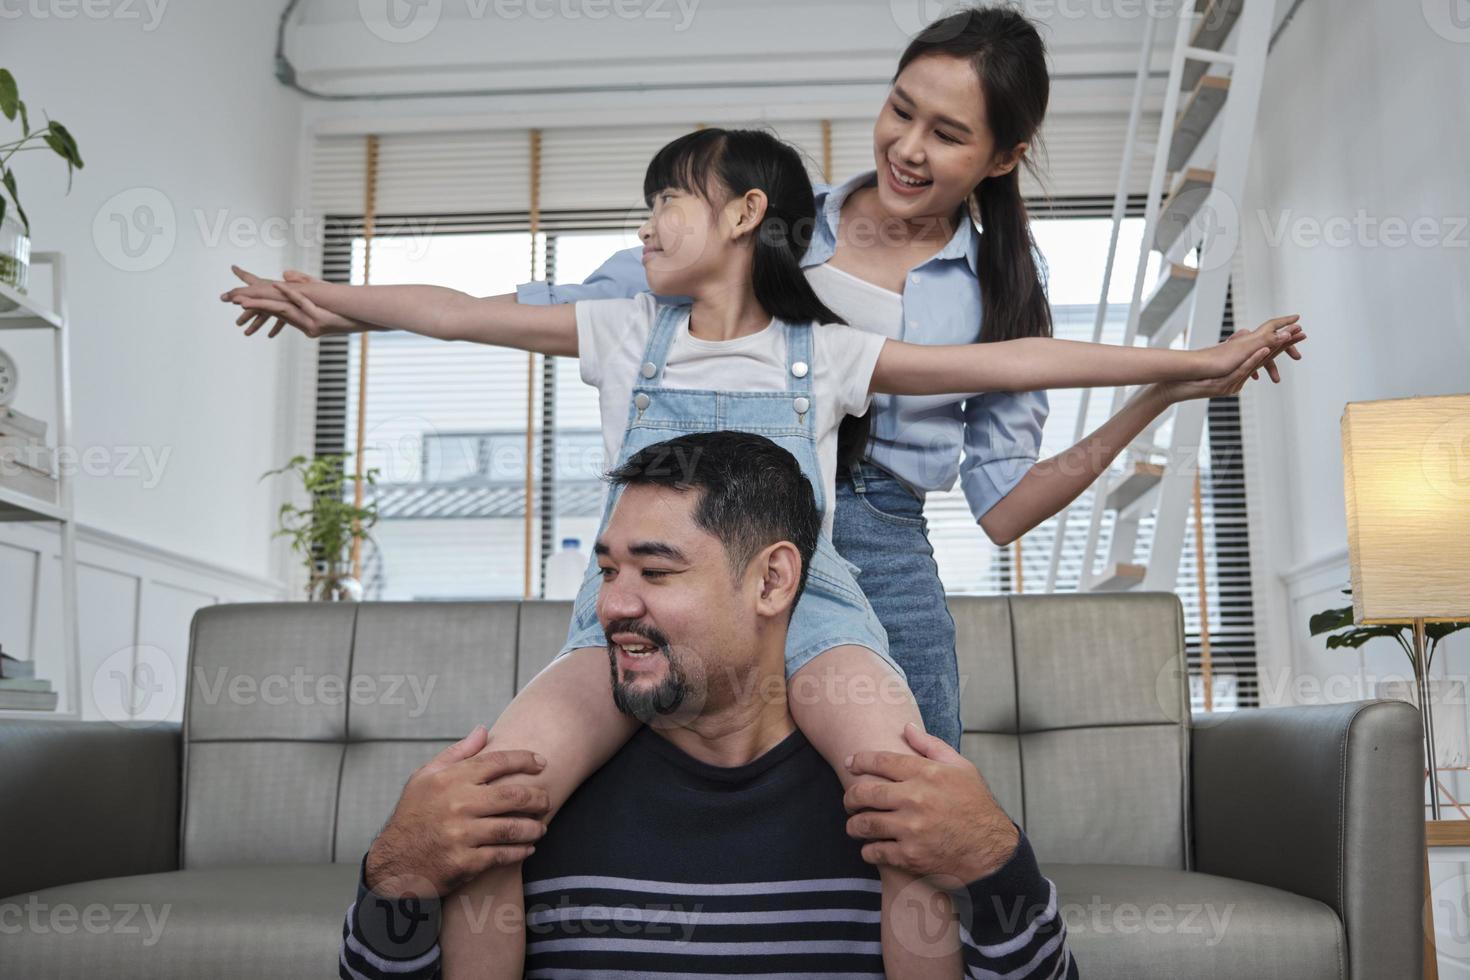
[832,460,963,749]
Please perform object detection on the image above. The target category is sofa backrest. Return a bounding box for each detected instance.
[951,592,1192,869]
[180,593,1190,871]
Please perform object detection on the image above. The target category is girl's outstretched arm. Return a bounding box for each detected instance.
[869,314,1304,397]
[221,264,578,357]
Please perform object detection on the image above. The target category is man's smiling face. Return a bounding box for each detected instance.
[595,482,755,723]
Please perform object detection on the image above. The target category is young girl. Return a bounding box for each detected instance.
[224,128,1302,977]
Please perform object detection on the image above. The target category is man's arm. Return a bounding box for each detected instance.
[844,724,1077,979]
[953,825,1077,978]
[341,850,445,980]
[339,727,548,980]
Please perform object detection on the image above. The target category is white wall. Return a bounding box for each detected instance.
[0,0,303,583]
[0,0,302,713]
[0,522,283,721]
[1240,0,1470,705]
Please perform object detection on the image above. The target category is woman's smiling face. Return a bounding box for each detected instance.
[871,53,1021,222]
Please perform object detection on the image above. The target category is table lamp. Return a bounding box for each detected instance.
[1342,393,1470,821]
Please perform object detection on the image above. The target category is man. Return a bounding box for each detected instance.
[340,431,1076,978]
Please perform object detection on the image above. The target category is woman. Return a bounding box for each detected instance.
[237,6,1300,750]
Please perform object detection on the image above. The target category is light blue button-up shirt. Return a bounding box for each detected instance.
[516,169,1048,523]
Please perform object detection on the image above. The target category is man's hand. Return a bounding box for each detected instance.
[364,724,550,900]
[844,723,1021,884]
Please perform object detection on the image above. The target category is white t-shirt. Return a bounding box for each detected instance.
[804,262,905,344]
[575,292,887,539]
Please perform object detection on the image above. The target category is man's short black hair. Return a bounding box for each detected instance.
[605,431,820,605]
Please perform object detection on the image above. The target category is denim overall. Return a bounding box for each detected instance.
[558,302,904,683]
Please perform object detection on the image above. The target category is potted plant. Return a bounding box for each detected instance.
[0,68,84,304]
[1311,588,1470,765]
[261,453,380,601]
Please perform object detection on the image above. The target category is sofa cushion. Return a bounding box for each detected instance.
[0,864,358,980]
[1045,862,1346,979]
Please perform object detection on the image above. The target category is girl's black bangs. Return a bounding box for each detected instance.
[642,130,727,207]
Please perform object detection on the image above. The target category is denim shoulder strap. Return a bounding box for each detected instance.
[783,319,814,394]
[636,302,685,387]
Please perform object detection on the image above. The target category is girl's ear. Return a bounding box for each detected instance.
[987,142,1028,179]
[725,188,769,242]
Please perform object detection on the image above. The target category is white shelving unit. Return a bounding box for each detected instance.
[0,251,80,720]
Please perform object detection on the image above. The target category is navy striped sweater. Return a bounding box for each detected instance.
[341,724,1077,978]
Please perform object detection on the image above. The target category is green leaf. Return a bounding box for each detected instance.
[17,99,28,136]
[47,121,82,169]
[0,195,6,231]
[1323,625,1408,650]
[2,169,28,236]
[1308,605,1355,636]
[1428,621,1470,642]
[0,70,16,122]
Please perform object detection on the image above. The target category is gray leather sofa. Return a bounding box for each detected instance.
[0,593,1424,978]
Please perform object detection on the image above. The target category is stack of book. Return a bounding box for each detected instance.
[0,406,57,504]
[0,646,58,711]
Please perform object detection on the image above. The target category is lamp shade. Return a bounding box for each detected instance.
[1342,393,1470,624]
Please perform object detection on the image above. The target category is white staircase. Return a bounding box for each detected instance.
[1046,0,1277,594]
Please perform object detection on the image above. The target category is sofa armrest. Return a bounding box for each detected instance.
[0,720,181,899]
[1191,699,1424,980]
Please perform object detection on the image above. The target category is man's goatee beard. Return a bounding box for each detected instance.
[610,656,689,721]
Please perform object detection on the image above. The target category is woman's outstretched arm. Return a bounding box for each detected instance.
[972,326,1304,546]
[222,264,578,356]
[869,315,1303,397]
